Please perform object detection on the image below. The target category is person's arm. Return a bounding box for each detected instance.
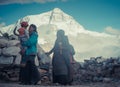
[13,26,19,36]
[46,43,56,55]
[45,47,54,56]
[23,33,38,46]
[46,39,58,55]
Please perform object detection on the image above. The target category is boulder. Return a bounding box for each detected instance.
[0,56,14,64]
[0,39,8,48]
[0,49,1,55]
[9,35,18,40]
[14,53,21,64]
[2,46,20,56]
[7,40,20,47]
[103,78,112,83]
[37,45,51,64]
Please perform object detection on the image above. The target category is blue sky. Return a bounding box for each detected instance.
[0,0,120,32]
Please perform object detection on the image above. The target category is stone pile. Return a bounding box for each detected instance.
[72,56,120,85]
[0,34,51,65]
[0,34,51,83]
[0,35,21,65]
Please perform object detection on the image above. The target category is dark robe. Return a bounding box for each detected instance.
[49,37,71,85]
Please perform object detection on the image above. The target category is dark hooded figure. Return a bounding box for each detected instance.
[47,30,71,85]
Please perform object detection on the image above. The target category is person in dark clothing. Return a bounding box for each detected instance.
[64,36,75,84]
[20,24,41,85]
[46,30,71,85]
[65,36,75,64]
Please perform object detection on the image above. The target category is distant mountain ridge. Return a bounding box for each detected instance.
[0,8,120,62]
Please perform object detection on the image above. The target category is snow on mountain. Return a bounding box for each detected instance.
[0,24,14,35]
[19,8,112,37]
[0,8,120,62]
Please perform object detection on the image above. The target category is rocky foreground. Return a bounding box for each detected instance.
[0,82,120,87]
[1,33,120,86]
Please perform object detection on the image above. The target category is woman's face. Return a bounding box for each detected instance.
[29,26,34,34]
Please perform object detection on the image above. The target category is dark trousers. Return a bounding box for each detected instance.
[19,55,41,85]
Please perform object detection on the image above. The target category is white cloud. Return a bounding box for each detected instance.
[0,0,67,5]
[104,26,120,35]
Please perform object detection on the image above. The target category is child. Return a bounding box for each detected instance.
[13,21,29,64]
[18,22,29,43]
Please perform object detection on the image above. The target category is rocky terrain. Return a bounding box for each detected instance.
[0,34,21,65]
[0,34,120,87]
[72,57,120,84]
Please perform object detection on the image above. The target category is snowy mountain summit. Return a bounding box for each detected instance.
[0,8,120,61]
[20,8,111,37]
[20,8,85,36]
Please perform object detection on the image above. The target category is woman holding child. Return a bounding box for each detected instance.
[14,23,41,85]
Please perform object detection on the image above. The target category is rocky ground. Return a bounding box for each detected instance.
[1,33,120,87]
[1,61,120,87]
[0,82,120,87]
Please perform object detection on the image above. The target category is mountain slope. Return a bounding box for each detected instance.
[0,8,120,62]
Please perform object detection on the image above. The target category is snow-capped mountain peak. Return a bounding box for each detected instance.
[0,8,119,62]
[52,8,64,13]
[17,8,86,36]
[18,8,112,37]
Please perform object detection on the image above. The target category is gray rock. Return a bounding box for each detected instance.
[0,39,8,48]
[0,56,14,64]
[103,78,112,83]
[37,45,51,64]
[2,46,20,56]
[14,53,21,64]
[0,49,1,55]
[9,35,18,40]
[7,40,20,47]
